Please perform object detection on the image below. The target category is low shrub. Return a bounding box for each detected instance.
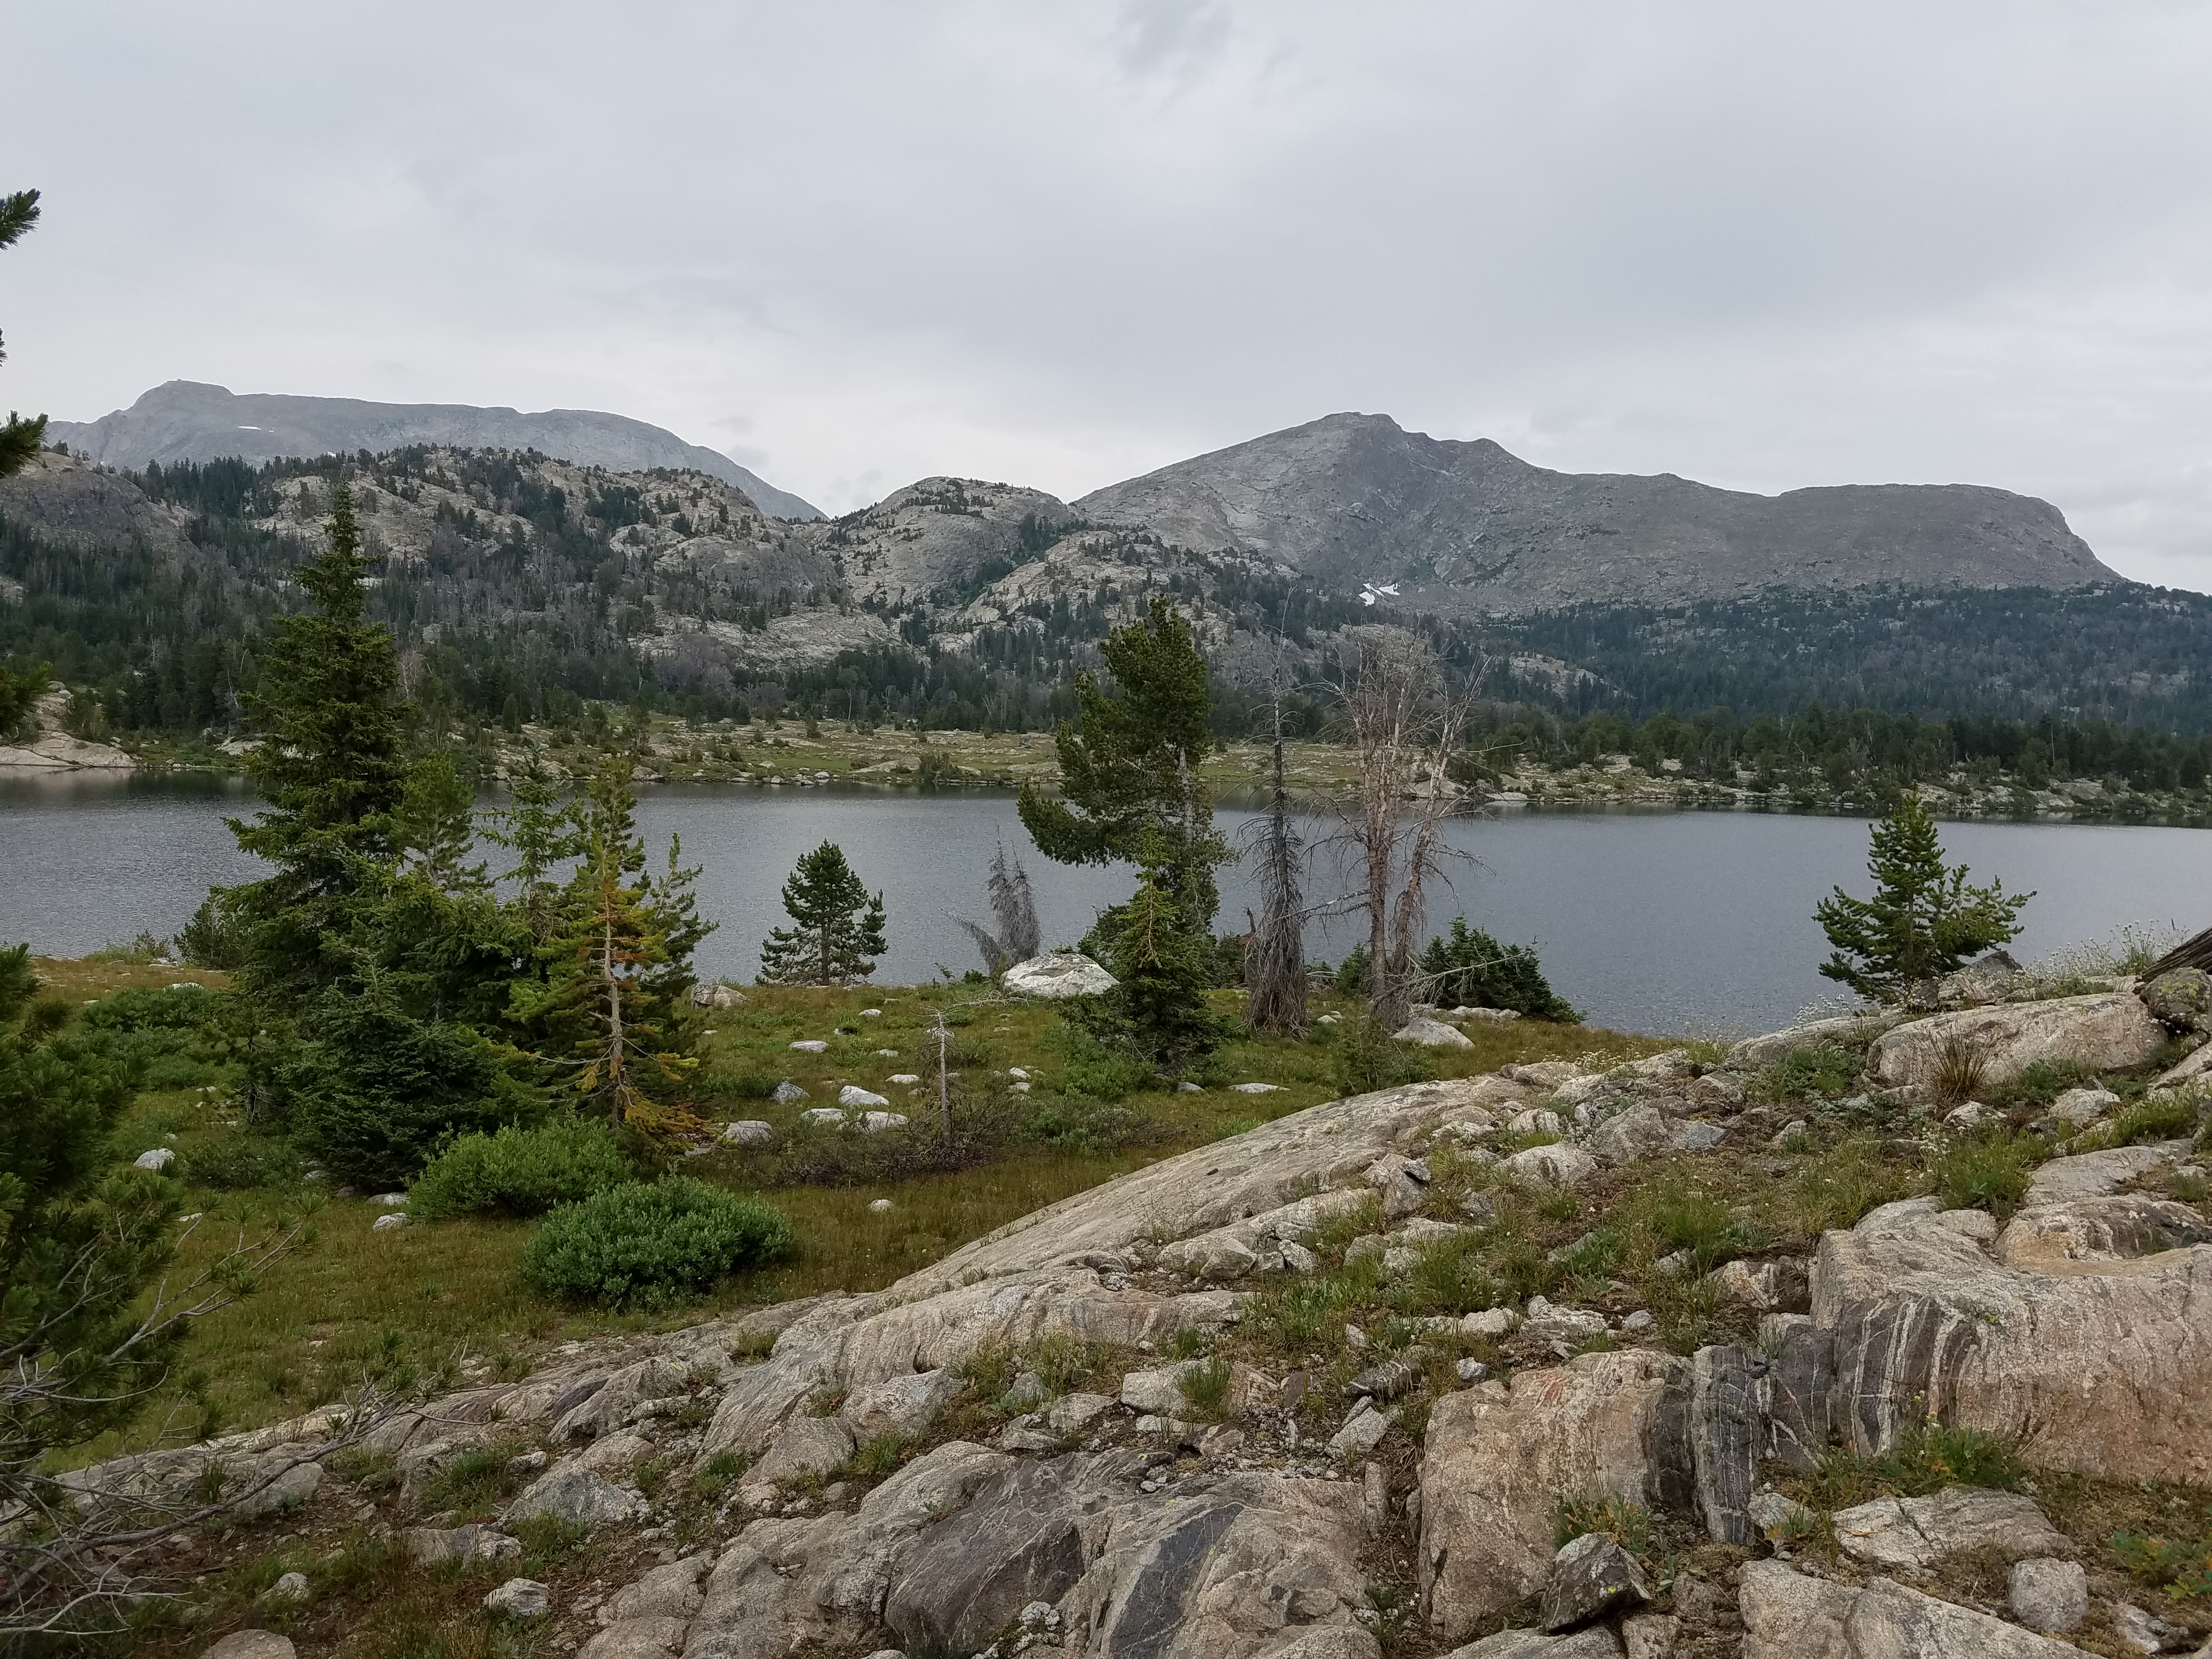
[81,983,219,1032]
[1050,1028,1155,1102]
[1994,1057,2093,1110]
[410,1117,639,1220]
[1333,1016,1437,1097]
[1931,1130,2034,1218]
[2111,1505,2212,1600]
[521,1177,793,1308]
[185,1132,304,1191]
[1022,1092,1159,1154]
[1761,1043,1860,1103]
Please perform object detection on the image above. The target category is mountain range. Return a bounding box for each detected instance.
[9,386,2203,741]
[47,381,824,521]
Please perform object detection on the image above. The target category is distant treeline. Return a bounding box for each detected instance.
[1473,703,2212,794]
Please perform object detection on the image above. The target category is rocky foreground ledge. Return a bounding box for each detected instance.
[86,970,2212,1658]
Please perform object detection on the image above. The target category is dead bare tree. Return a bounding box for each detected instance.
[947,839,1042,975]
[1327,628,1477,1029]
[1244,682,1309,1035]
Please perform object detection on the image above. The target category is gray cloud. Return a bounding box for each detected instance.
[6,1,2208,587]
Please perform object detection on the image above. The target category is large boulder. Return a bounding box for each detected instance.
[1827,1486,2071,1570]
[2141,967,2212,1032]
[1002,951,1118,998]
[1813,1180,2212,1483]
[1395,1018,1475,1050]
[1738,1560,2093,1658]
[1725,1014,1900,1073]
[1418,1351,1691,1641]
[1867,994,2166,1090]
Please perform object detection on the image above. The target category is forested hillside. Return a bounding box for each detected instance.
[3,442,2210,771]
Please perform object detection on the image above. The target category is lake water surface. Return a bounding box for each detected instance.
[5,773,2207,1037]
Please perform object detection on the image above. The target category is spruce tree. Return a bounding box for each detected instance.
[221,482,411,1005]
[1815,793,2031,1003]
[1018,597,1228,928]
[1073,833,1222,1070]
[758,841,888,985]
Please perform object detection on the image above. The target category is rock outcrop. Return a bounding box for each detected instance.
[1867,994,2166,1089]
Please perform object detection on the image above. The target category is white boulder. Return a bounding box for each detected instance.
[1001,951,1117,998]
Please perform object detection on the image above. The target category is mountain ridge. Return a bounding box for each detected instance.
[1076,411,2117,613]
[46,380,824,521]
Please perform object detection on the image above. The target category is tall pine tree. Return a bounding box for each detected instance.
[220,482,412,1005]
[0,189,49,727]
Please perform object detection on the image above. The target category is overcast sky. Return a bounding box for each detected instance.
[7,2,2211,588]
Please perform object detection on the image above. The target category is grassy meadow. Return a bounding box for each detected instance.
[47,955,1666,1457]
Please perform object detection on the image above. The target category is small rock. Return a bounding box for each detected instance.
[133,1148,176,1171]
[1747,1489,1815,1542]
[1499,1143,1597,1188]
[1327,1402,1393,1457]
[1456,1358,1490,1384]
[1539,1531,1652,1631]
[1620,1310,1655,1333]
[860,1008,882,1018]
[868,1198,893,1212]
[507,1451,548,1476]
[1231,1081,1285,1093]
[1177,1080,1204,1092]
[771,1081,809,1102]
[200,1635,296,1659]
[2008,1557,2087,1634]
[720,1120,774,1146]
[1461,1306,1521,1338]
[369,1192,408,1207]
[1673,1120,1726,1152]
[1943,1102,1999,1130]
[1521,1296,1608,1347]
[265,1572,309,1604]
[789,1039,828,1053]
[371,1212,409,1231]
[233,1460,321,1520]
[1508,1108,1567,1137]
[484,1578,551,1620]
[1768,1119,1809,1150]
[1011,1080,1031,1093]
[838,1084,891,1108]
[2112,1600,2186,1655]
[2050,1085,2121,1126]
[887,1073,920,1085]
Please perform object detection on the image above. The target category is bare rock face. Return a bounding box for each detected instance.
[199,1634,297,1659]
[1448,1628,1624,1656]
[1418,1351,1691,1641]
[1738,1560,2094,1658]
[1869,994,2166,1090]
[503,1463,646,1532]
[1812,1180,2212,1483]
[1073,411,2114,616]
[1590,1105,1673,1165]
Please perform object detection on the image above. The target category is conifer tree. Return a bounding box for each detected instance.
[1019,598,1228,928]
[512,758,711,1138]
[758,841,888,985]
[1816,793,2031,1002]
[0,189,49,726]
[220,482,411,1005]
[0,188,46,481]
[1072,832,1222,1070]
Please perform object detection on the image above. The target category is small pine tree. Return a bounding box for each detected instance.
[1073,833,1222,1072]
[1417,918,1579,1023]
[513,758,711,1140]
[758,842,888,985]
[1816,793,2032,1003]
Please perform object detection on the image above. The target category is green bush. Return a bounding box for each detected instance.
[1932,1131,2034,1218]
[1418,918,1581,1022]
[1762,1043,1860,1102]
[1333,1017,1437,1097]
[283,989,537,1188]
[410,1117,638,1220]
[81,984,218,1033]
[1023,1092,1156,1154]
[521,1177,792,1308]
